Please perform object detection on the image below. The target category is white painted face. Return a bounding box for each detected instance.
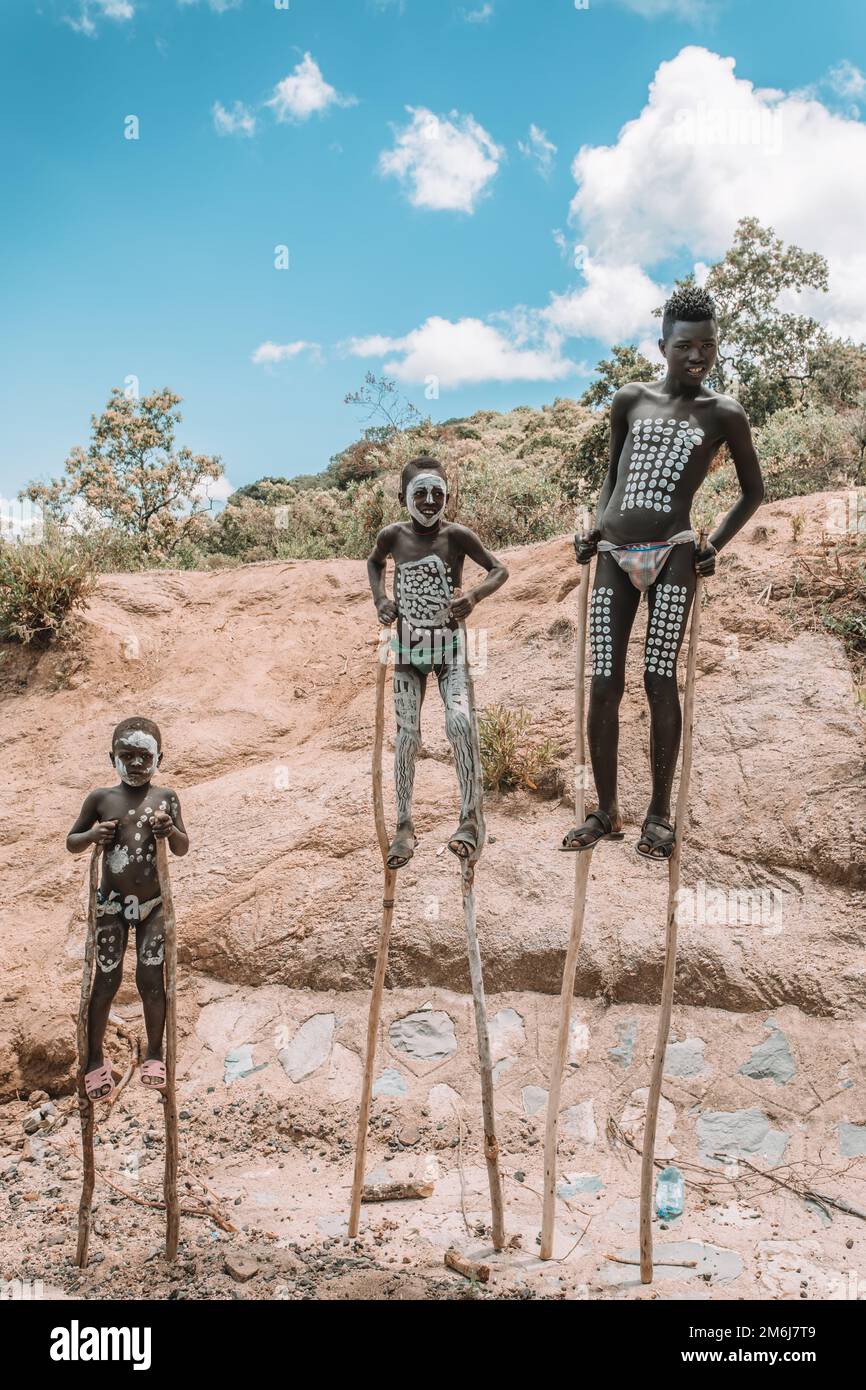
[114,730,159,786]
[406,472,447,527]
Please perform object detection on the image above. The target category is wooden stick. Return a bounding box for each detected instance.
[155,838,180,1262]
[540,561,592,1260]
[639,533,706,1285]
[349,624,397,1238]
[75,846,100,1269]
[460,619,506,1252]
[445,1247,491,1283]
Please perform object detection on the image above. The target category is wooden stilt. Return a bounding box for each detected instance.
[75,846,101,1269]
[155,839,180,1261]
[639,538,706,1284]
[460,620,505,1251]
[349,625,396,1238]
[540,561,592,1260]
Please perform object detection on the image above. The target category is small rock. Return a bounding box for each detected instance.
[28,1090,49,1105]
[225,1255,259,1283]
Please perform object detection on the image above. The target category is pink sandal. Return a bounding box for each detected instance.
[140,1059,166,1091]
[84,1060,114,1102]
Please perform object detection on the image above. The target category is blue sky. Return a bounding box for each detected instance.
[1,0,864,500]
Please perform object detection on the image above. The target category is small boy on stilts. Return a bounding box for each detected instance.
[367,456,508,868]
[67,718,189,1099]
[565,287,764,860]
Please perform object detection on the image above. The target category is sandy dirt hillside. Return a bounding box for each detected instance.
[0,490,864,1301]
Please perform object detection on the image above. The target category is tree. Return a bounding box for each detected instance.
[344,371,425,439]
[557,345,660,502]
[661,218,830,424]
[22,388,223,559]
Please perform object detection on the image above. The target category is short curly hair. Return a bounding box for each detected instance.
[662,285,718,340]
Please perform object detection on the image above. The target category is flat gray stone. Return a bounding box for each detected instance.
[223,1044,268,1085]
[838,1123,866,1157]
[601,1240,742,1286]
[697,1108,789,1167]
[557,1172,603,1197]
[373,1068,408,1098]
[278,1012,335,1083]
[665,1038,709,1078]
[389,1008,457,1063]
[738,1026,796,1085]
[609,1020,636,1068]
[522,1085,548,1117]
[489,1008,526,1061]
[561,1100,597,1144]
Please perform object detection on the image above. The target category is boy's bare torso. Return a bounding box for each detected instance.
[90,784,179,913]
[600,384,732,546]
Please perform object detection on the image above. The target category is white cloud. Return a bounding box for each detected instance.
[379,107,503,213]
[463,3,494,20]
[518,124,557,178]
[346,315,576,388]
[64,0,134,35]
[251,341,323,366]
[826,60,866,100]
[266,53,357,123]
[608,0,716,16]
[179,1,243,11]
[565,45,866,339]
[543,256,664,343]
[212,101,256,137]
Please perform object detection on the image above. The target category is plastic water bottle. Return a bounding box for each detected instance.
[655,1165,684,1220]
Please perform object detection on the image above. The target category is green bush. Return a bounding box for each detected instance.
[0,535,95,645]
[755,405,855,500]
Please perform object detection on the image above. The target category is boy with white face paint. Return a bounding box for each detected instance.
[367,456,509,869]
[67,717,189,1100]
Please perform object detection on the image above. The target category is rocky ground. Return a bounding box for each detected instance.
[1,489,864,1300]
[2,984,865,1301]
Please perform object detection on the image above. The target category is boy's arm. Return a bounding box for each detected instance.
[367,525,398,624]
[707,399,765,555]
[151,791,189,857]
[66,791,116,855]
[575,384,636,563]
[448,527,509,620]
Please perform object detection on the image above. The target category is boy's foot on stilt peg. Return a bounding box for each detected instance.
[636,815,675,862]
[448,817,477,861]
[84,1060,114,1102]
[140,1059,166,1091]
[386,824,417,870]
[561,810,624,852]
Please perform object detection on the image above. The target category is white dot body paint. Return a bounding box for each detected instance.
[406,472,447,528]
[107,844,131,875]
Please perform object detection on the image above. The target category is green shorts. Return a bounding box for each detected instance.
[391,629,462,673]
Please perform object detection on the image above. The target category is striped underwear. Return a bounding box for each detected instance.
[597,530,697,594]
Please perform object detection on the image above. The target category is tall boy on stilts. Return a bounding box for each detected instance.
[359,456,509,1244]
[564,286,764,859]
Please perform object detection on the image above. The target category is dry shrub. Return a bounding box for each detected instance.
[478,703,564,797]
[0,537,95,645]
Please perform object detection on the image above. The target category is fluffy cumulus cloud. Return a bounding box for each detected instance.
[518,124,557,178]
[565,45,866,340]
[346,316,575,388]
[543,255,665,345]
[251,340,322,366]
[378,107,504,212]
[212,101,256,137]
[266,53,356,123]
